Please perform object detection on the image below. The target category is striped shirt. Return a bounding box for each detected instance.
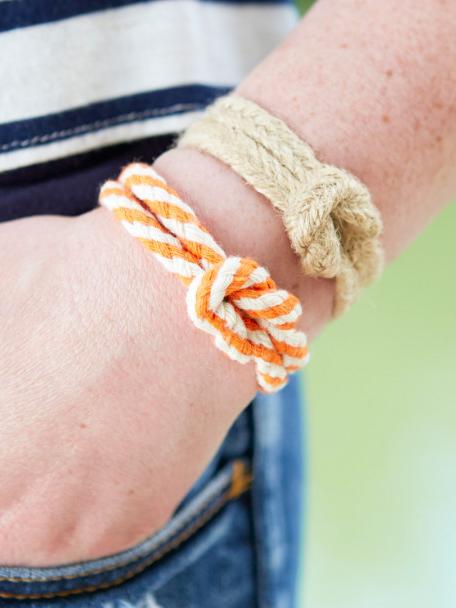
[0,0,299,174]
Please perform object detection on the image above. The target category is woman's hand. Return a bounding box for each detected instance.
[0,205,251,566]
[0,141,332,567]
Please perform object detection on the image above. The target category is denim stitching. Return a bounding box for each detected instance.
[0,460,250,584]
[0,482,251,600]
[0,102,207,153]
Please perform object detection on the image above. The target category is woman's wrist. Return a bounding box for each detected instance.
[153,146,335,340]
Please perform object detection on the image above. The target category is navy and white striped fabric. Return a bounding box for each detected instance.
[0,0,299,174]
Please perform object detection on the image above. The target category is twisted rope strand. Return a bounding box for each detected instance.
[99,162,309,393]
[178,94,384,316]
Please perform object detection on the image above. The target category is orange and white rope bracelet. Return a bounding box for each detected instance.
[98,162,309,393]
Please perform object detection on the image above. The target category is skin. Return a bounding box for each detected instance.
[0,0,455,565]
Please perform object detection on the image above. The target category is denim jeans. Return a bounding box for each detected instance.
[0,135,305,607]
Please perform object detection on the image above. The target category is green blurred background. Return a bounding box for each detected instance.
[302,202,456,607]
[297,2,456,606]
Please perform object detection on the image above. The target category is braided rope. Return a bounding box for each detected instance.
[178,94,384,316]
[99,163,309,393]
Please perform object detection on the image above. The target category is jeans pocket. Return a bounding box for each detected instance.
[0,459,252,603]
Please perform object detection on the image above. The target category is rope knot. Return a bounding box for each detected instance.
[283,167,384,315]
[186,256,309,391]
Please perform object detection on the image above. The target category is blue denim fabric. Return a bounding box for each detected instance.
[0,135,305,607]
[253,380,305,608]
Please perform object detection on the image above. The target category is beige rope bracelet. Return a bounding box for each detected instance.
[177,94,384,316]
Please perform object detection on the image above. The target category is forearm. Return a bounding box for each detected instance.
[237,0,456,260]
[158,0,456,268]
[91,0,455,415]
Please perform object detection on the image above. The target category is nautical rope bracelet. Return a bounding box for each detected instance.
[99,162,309,393]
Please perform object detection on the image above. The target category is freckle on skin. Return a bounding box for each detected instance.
[385,69,394,78]
[382,114,390,123]
[79,423,87,429]
[339,42,348,49]
[435,134,443,144]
